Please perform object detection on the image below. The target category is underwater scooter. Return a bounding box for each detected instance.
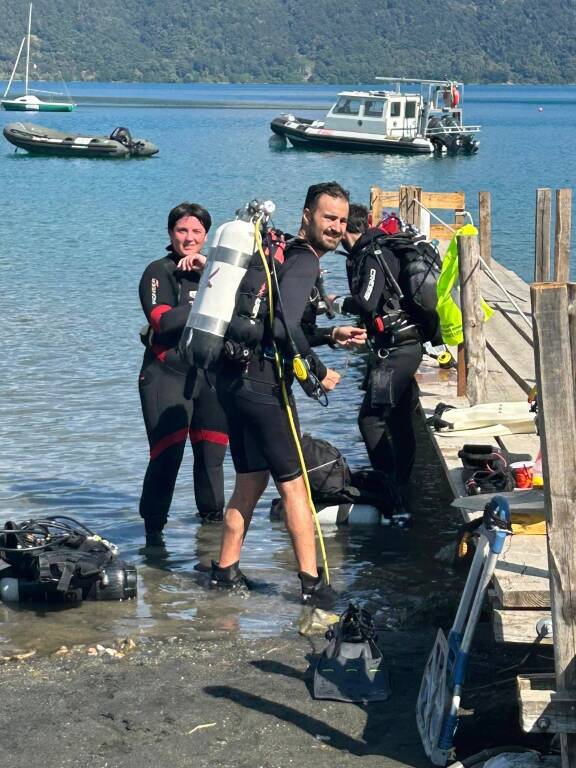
[416,496,512,766]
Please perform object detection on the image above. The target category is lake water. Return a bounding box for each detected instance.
[0,82,571,654]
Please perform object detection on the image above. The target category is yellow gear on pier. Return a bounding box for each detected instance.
[436,223,494,346]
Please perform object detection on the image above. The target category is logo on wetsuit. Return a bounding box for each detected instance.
[151,277,159,305]
[363,268,376,301]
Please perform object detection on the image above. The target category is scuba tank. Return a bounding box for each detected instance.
[179,199,276,370]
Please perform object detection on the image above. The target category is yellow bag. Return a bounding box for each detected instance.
[436,224,493,346]
[511,513,546,535]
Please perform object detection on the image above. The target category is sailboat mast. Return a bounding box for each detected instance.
[25,3,32,96]
[3,36,26,98]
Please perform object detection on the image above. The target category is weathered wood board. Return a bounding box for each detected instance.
[416,259,551,639]
[493,608,552,644]
[517,674,576,734]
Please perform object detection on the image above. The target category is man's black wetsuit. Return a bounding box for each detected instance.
[139,248,228,531]
[217,240,327,482]
[343,230,423,491]
[300,275,338,349]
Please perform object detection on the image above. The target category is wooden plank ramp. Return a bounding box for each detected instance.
[416,260,551,644]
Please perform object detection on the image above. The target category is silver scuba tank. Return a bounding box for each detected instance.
[179,199,275,370]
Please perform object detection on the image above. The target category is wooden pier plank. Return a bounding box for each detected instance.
[417,261,550,631]
[493,608,552,644]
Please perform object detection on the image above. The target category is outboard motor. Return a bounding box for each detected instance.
[110,126,132,146]
[179,199,275,370]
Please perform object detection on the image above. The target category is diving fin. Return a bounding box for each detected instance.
[451,488,544,514]
[429,401,536,436]
[313,602,391,703]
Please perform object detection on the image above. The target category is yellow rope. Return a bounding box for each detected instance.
[253,221,331,583]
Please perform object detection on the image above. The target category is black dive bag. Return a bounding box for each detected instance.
[0,516,137,604]
[271,434,398,511]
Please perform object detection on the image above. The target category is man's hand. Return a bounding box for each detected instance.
[321,368,341,391]
[177,253,207,272]
[332,326,367,348]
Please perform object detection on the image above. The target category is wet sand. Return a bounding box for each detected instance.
[0,629,446,768]
[1,612,554,768]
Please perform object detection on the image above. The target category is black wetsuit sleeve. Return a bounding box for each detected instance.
[139,261,189,334]
[307,350,327,380]
[308,326,335,348]
[273,249,327,379]
[341,295,362,315]
[350,253,385,314]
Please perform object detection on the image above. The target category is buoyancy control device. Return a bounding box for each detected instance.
[351,225,443,345]
[179,199,276,370]
[0,516,137,603]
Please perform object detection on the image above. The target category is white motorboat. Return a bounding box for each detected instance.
[271,78,480,155]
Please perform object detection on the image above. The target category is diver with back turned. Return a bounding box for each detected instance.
[211,182,351,606]
[138,203,229,544]
[336,203,427,510]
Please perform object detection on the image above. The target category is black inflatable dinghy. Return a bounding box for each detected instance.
[3,123,158,158]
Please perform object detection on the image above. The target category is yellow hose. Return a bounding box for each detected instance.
[254,220,331,583]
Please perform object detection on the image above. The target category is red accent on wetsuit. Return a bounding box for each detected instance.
[151,343,168,362]
[150,304,172,332]
[189,429,229,446]
[149,428,189,460]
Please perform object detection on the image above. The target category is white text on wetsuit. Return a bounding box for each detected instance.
[363,268,376,301]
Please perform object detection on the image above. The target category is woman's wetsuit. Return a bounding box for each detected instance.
[217,240,327,482]
[138,248,228,532]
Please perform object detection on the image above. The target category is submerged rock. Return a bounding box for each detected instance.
[298,607,339,636]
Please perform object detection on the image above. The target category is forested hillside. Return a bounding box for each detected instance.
[0,0,574,84]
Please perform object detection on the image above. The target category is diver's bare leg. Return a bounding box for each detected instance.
[217,470,269,567]
[277,474,317,576]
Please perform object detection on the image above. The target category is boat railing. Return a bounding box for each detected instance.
[388,125,419,138]
[427,124,481,136]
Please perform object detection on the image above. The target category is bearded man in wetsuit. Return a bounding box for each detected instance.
[212,182,350,606]
[138,203,228,544]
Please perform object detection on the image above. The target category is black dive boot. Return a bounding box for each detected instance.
[210,560,252,590]
[144,517,167,547]
[299,568,338,609]
[197,509,224,524]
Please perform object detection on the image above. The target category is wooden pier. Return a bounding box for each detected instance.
[370,186,576,749]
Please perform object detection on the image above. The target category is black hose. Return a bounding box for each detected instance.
[0,516,95,553]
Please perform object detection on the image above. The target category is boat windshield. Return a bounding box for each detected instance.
[332,96,362,115]
[363,100,385,118]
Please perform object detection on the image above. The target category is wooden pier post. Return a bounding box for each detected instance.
[535,188,552,282]
[456,344,467,397]
[554,189,572,283]
[479,191,492,267]
[399,185,422,229]
[457,233,487,405]
[532,282,576,766]
[568,283,576,418]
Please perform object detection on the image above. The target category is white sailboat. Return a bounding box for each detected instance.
[1,3,75,112]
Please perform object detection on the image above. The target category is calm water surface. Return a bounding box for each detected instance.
[0,83,571,653]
